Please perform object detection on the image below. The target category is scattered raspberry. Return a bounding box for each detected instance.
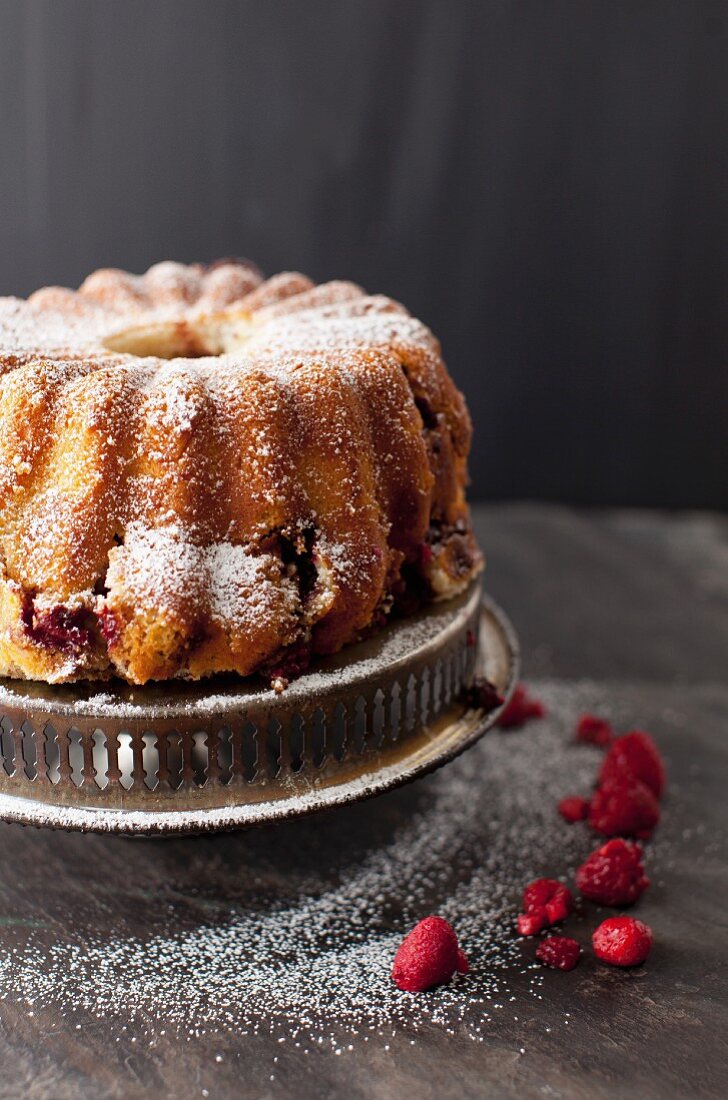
[558,795,590,823]
[592,916,653,967]
[517,912,545,936]
[497,683,546,729]
[576,839,649,906]
[523,877,574,921]
[535,936,582,971]
[599,730,666,799]
[576,713,614,747]
[545,892,572,924]
[391,916,468,992]
[518,878,573,935]
[588,775,660,839]
[463,676,504,712]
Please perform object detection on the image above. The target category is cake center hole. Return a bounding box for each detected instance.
[103,321,219,359]
[103,317,250,360]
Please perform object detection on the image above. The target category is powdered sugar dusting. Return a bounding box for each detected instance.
[0,259,478,687]
[105,524,299,636]
[0,681,659,1053]
[0,579,482,723]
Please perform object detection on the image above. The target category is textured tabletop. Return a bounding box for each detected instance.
[0,504,725,1100]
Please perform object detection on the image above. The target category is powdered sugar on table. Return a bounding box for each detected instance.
[0,680,682,1059]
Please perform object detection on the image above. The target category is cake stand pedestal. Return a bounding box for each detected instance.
[0,582,518,834]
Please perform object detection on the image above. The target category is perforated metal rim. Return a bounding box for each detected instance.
[0,588,518,835]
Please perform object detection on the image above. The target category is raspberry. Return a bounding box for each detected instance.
[576,839,649,906]
[545,892,572,924]
[523,877,572,915]
[518,878,573,935]
[517,912,545,936]
[497,683,546,729]
[97,606,121,649]
[558,795,590,823]
[23,601,94,654]
[264,641,312,692]
[463,676,504,712]
[592,916,653,967]
[599,731,666,799]
[588,774,660,839]
[576,713,614,747]
[535,935,581,971]
[391,916,469,992]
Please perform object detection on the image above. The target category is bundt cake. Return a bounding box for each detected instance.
[0,260,482,686]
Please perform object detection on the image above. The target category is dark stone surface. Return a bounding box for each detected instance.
[0,505,725,1099]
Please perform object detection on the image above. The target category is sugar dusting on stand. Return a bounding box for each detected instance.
[0,683,668,1053]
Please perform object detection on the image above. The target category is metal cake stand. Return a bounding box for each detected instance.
[0,582,518,835]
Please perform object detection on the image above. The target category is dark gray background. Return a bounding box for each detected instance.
[1,0,726,508]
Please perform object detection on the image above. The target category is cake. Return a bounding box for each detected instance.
[0,260,482,686]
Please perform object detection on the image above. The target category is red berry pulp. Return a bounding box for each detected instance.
[517,912,544,937]
[592,916,653,967]
[588,775,660,839]
[518,878,573,935]
[558,795,590,823]
[599,730,666,799]
[576,839,649,907]
[391,916,468,993]
[576,714,614,748]
[536,935,582,971]
[497,683,546,729]
[464,677,504,712]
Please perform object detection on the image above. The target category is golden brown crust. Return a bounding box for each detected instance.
[0,261,482,684]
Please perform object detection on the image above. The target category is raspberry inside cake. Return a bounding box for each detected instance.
[0,261,482,685]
